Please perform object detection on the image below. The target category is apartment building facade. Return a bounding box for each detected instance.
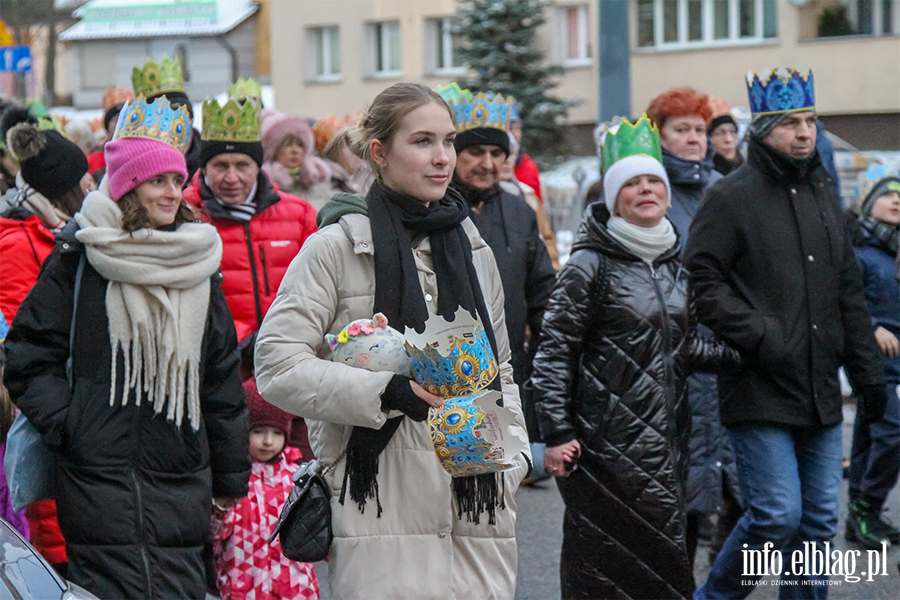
[269,0,899,152]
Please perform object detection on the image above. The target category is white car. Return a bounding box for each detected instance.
[0,518,98,600]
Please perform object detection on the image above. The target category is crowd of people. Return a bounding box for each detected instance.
[0,51,896,600]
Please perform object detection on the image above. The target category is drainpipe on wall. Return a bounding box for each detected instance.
[216,34,239,83]
[598,0,631,123]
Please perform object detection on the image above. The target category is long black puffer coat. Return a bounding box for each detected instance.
[532,203,728,600]
[4,222,250,599]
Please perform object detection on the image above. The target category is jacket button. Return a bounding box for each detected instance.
[437,530,447,539]
[716,461,722,467]
[361,242,368,248]
[62,243,70,249]
[812,324,818,331]
[425,294,433,302]
[693,174,700,180]
[791,188,797,194]
[808,255,814,262]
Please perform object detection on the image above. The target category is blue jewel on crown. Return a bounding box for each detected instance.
[746,68,815,116]
[113,95,191,154]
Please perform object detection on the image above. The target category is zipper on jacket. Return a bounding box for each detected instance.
[258,243,271,296]
[131,469,153,595]
[244,223,264,327]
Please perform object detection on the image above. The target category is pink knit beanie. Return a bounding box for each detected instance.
[105,137,188,201]
[260,109,316,163]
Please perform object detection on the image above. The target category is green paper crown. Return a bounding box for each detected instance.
[201,97,261,142]
[132,54,185,98]
[37,114,69,138]
[601,114,662,175]
[228,78,262,106]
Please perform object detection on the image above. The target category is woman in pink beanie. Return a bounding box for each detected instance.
[3,99,250,599]
[260,109,333,210]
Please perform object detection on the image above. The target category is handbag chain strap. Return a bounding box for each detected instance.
[319,447,348,477]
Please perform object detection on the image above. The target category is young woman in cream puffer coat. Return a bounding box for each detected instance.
[254,83,530,600]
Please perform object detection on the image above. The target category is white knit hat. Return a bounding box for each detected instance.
[603,154,671,214]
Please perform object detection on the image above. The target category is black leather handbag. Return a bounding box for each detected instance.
[269,457,339,562]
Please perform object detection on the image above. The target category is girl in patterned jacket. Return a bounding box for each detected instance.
[214,378,319,600]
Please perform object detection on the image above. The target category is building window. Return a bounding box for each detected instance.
[559,4,590,65]
[309,26,341,80]
[425,17,464,75]
[847,0,897,35]
[637,0,777,49]
[368,20,401,77]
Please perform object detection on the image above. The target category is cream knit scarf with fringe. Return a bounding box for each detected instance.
[74,192,223,430]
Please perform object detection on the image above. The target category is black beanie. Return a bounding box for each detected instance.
[0,106,37,145]
[454,127,510,157]
[8,125,88,199]
[103,103,126,133]
[200,139,264,168]
[147,91,194,119]
[708,113,738,134]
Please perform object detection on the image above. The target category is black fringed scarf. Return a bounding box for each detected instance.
[339,179,506,524]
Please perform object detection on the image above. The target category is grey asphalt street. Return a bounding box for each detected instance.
[514,403,900,599]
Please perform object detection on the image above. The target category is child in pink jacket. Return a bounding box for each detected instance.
[214,378,319,600]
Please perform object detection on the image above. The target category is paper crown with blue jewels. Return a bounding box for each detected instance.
[404,310,525,478]
[403,309,498,398]
[113,96,191,153]
[746,67,815,116]
[434,82,516,133]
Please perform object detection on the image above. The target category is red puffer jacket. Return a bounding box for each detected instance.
[183,170,317,343]
[0,213,56,323]
[515,153,543,202]
[0,211,68,566]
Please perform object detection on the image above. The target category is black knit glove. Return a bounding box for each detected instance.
[381,374,432,422]
[859,384,888,425]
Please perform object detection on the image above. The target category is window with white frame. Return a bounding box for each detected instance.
[367,20,402,77]
[308,26,341,80]
[425,17,465,75]
[637,0,777,49]
[559,4,590,65]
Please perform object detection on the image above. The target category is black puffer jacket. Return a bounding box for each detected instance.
[4,222,250,599]
[458,180,556,385]
[533,203,727,599]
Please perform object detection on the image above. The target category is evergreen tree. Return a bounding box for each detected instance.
[455,0,572,159]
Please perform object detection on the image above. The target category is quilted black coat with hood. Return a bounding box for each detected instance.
[532,202,730,599]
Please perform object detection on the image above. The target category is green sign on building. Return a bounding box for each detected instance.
[80,1,218,24]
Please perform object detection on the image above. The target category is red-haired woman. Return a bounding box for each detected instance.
[646,86,744,574]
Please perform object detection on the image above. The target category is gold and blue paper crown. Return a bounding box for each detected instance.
[746,68,815,116]
[113,96,192,154]
[201,97,261,142]
[600,114,662,176]
[434,82,516,133]
[404,310,498,398]
[132,54,185,98]
[856,165,900,210]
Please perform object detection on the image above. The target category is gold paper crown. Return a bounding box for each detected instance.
[132,54,185,98]
[227,78,262,106]
[102,87,134,112]
[434,83,515,133]
[201,97,261,142]
[113,96,192,154]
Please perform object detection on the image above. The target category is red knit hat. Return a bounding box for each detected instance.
[104,137,188,201]
[243,377,293,439]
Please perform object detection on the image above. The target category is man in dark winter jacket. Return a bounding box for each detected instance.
[437,85,556,397]
[686,67,887,599]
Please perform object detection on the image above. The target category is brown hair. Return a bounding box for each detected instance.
[348,82,453,176]
[54,185,88,218]
[320,127,352,163]
[118,191,197,233]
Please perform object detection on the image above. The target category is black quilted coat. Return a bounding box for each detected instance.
[3,223,251,599]
[532,203,728,599]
